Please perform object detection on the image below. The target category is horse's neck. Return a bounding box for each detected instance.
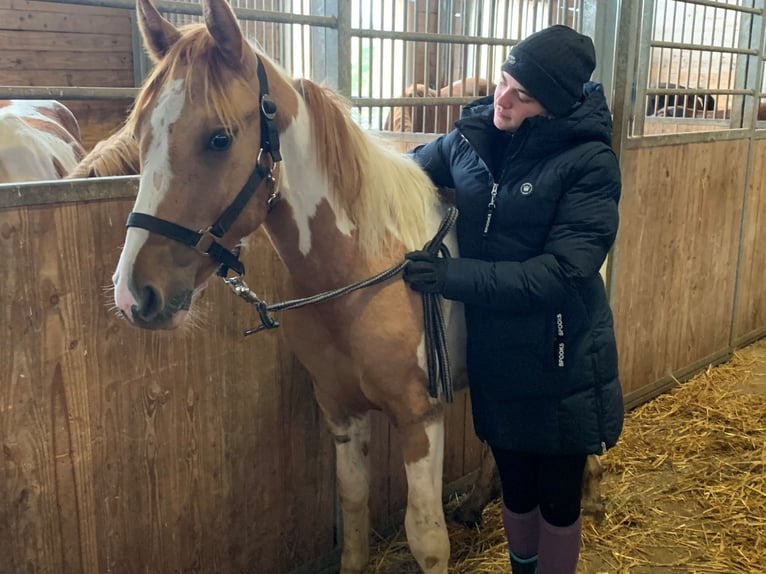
[262,108,373,291]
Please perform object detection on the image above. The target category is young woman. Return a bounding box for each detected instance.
[403,25,624,574]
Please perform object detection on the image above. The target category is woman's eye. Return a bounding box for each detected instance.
[208,131,232,151]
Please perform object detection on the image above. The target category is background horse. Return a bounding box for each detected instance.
[0,100,85,183]
[384,78,495,133]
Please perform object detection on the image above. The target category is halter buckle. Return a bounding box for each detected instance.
[194,228,218,254]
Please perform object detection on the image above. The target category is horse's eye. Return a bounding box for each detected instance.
[208,131,232,151]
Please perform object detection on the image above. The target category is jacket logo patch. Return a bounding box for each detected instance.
[520,182,534,195]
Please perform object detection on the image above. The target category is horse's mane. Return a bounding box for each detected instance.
[68,125,139,178]
[297,79,439,255]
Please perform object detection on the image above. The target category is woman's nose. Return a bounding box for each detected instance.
[495,87,512,107]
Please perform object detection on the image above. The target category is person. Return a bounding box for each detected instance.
[402,25,624,574]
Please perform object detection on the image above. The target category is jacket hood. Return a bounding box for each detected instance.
[457,82,613,164]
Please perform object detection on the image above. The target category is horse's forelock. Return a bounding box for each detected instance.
[128,24,258,136]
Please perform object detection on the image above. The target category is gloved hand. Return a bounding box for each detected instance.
[403,250,449,294]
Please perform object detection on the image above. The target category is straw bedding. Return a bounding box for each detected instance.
[362,340,766,573]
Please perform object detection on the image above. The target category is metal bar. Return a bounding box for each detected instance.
[354,27,515,46]
[622,127,750,149]
[650,40,758,56]
[336,0,351,98]
[645,87,754,96]
[352,96,484,107]
[671,0,760,15]
[632,0,655,135]
[729,0,766,349]
[0,86,138,100]
[36,0,337,26]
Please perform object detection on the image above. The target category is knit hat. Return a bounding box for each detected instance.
[502,25,596,118]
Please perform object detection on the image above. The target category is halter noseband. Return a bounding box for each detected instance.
[125,57,281,277]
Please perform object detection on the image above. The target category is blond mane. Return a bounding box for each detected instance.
[68,125,139,178]
[297,79,439,256]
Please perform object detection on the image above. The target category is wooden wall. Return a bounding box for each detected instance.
[612,139,749,404]
[733,138,766,344]
[0,0,135,149]
[0,185,483,574]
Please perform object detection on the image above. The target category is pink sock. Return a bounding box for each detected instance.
[502,505,540,559]
[537,515,582,574]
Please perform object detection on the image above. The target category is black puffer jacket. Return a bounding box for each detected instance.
[412,82,624,455]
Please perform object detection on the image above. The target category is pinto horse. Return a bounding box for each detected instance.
[115,0,464,571]
[0,100,85,183]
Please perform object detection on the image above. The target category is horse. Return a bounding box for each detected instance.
[0,99,85,183]
[384,78,495,134]
[67,123,139,178]
[102,1,604,570]
[113,1,464,571]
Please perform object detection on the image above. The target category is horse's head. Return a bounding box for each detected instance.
[113,0,297,329]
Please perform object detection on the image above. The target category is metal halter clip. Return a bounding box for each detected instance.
[223,276,280,336]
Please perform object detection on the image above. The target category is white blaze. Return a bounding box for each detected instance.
[113,79,187,315]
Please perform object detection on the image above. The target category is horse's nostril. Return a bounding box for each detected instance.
[133,284,163,321]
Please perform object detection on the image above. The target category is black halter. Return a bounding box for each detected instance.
[125,57,281,277]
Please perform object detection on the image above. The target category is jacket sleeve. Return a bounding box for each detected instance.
[442,146,621,312]
[409,130,460,189]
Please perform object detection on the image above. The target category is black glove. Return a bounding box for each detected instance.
[403,250,449,294]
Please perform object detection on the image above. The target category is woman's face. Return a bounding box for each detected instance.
[493,71,549,131]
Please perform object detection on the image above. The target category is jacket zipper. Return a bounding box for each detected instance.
[458,130,524,238]
[482,183,499,237]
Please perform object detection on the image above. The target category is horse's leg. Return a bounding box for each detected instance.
[327,413,372,574]
[399,417,450,574]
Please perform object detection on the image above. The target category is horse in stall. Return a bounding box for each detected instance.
[89,0,604,570]
[0,99,85,183]
[384,78,495,134]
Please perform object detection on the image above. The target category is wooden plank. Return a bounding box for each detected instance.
[734,139,766,341]
[612,140,746,396]
[7,0,126,17]
[0,8,130,34]
[0,29,132,51]
[0,50,131,71]
[1,69,133,87]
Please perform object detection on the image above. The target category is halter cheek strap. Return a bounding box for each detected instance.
[125,56,281,277]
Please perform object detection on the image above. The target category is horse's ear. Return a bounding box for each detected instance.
[203,0,248,67]
[136,0,181,62]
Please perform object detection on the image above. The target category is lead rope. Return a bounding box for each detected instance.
[224,206,459,401]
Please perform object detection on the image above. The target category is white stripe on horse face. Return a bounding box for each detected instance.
[279,100,355,256]
[113,79,186,314]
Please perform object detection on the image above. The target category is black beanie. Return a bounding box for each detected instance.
[502,25,596,118]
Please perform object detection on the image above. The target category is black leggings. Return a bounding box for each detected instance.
[491,447,587,527]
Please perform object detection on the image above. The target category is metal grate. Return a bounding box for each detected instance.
[632,0,764,136]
